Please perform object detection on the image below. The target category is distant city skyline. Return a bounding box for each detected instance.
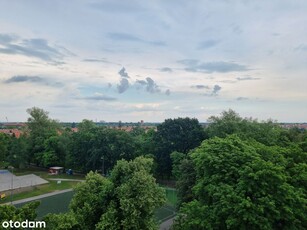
[0,1,306,122]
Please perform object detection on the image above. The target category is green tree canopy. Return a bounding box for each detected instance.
[174,135,307,229]
[154,117,206,178]
[0,201,40,226]
[0,133,10,163]
[26,107,60,165]
[45,157,166,230]
[67,127,140,173]
[206,109,284,146]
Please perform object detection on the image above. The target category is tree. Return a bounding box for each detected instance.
[172,156,196,206]
[174,135,307,229]
[26,107,59,165]
[0,133,10,163]
[7,135,28,168]
[77,119,96,132]
[44,157,165,230]
[154,117,206,178]
[206,109,284,146]
[67,127,140,173]
[43,213,79,230]
[97,157,165,230]
[0,201,40,225]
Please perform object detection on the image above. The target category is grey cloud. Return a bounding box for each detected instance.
[135,77,160,94]
[81,95,117,101]
[0,34,70,63]
[0,34,17,44]
[236,76,260,81]
[4,75,42,83]
[83,58,120,66]
[237,97,249,101]
[198,40,219,49]
[145,77,160,93]
[135,79,147,85]
[178,59,249,73]
[117,78,129,93]
[108,33,166,46]
[4,75,64,87]
[159,67,173,72]
[118,67,130,78]
[178,59,199,66]
[191,85,210,89]
[212,85,221,95]
[83,58,109,63]
[107,83,112,88]
[165,89,171,96]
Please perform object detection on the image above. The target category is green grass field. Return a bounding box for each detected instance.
[15,191,75,219]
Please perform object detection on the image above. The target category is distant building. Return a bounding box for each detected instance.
[0,129,22,138]
[280,123,307,130]
[71,127,79,132]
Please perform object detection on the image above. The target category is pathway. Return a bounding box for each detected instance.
[1,189,73,205]
[160,217,176,230]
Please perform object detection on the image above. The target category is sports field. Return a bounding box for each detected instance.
[15,191,74,219]
[15,187,177,222]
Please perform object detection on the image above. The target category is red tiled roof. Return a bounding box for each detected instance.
[0,129,22,138]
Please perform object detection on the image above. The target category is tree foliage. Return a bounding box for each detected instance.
[26,107,59,165]
[44,157,166,230]
[206,109,284,146]
[153,117,206,178]
[0,133,10,162]
[174,135,307,229]
[0,201,40,226]
[67,127,140,173]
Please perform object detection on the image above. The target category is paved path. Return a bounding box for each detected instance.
[160,217,176,230]
[48,178,84,182]
[1,189,73,205]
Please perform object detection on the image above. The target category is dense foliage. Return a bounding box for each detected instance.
[153,117,206,178]
[44,157,166,230]
[1,108,306,229]
[173,111,307,229]
[0,201,40,228]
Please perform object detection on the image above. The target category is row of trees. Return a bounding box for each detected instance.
[1,108,306,229]
[1,107,208,178]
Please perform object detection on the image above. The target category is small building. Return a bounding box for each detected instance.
[49,167,64,175]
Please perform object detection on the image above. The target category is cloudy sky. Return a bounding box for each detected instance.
[0,0,306,122]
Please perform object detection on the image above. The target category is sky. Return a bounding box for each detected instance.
[0,0,306,122]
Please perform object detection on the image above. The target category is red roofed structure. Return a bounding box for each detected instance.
[0,129,22,138]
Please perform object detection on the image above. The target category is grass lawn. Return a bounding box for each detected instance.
[0,180,79,204]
